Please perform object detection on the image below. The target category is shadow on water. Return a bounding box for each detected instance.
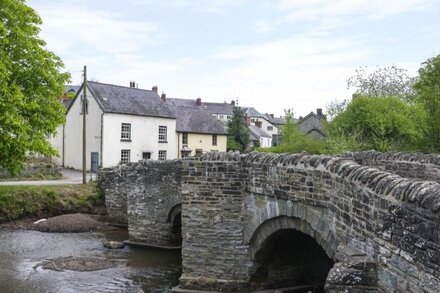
[0,227,182,293]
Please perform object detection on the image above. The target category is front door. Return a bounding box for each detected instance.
[91,152,99,173]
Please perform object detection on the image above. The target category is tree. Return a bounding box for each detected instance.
[347,65,416,100]
[0,0,70,174]
[227,106,249,152]
[258,109,328,154]
[413,54,440,151]
[326,96,428,152]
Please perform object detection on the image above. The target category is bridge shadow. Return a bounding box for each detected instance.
[167,204,182,247]
[248,215,337,292]
[250,229,333,292]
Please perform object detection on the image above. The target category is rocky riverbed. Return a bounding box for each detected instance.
[0,215,181,292]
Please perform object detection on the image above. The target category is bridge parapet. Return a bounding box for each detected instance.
[344,150,440,183]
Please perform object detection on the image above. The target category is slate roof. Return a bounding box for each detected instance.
[166,98,234,115]
[264,114,288,125]
[167,104,228,135]
[85,82,175,119]
[248,125,271,138]
[242,107,265,118]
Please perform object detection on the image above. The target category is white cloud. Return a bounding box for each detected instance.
[252,20,275,34]
[278,0,435,22]
[189,36,371,116]
[127,0,251,13]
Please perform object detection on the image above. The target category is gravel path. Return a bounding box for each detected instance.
[0,169,96,186]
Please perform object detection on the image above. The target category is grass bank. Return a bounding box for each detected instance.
[0,183,103,223]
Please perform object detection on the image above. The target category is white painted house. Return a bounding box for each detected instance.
[63,81,177,170]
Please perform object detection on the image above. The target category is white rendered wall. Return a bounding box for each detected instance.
[259,136,272,148]
[102,113,177,167]
[250,116,278,136]
[64,87,103,170]
[47,124,64,165]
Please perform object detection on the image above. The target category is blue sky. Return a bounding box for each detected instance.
[29,0,440,116]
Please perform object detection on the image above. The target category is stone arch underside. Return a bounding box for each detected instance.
[247,214,337,291]
[245,200,340,260]
[167,203,182,246]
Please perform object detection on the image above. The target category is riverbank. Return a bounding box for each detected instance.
[0,183,104,223]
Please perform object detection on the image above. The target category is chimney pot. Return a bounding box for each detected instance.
[152,85,158,93]
[317,108,323,117]
[196,97,202,106]
[231,100,235,106]
[161,92,166,102]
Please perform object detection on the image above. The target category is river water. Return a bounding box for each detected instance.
[0,228,181,293]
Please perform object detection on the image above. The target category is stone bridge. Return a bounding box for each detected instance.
[99,151,440,292]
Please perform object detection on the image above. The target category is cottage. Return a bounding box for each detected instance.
[166,98,228,157]
[63,81,177,170]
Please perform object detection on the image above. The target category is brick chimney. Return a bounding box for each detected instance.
[196,97,202,106]
[317,108,323,117]
[255,121,262,128]
[161,92,166,102]
[129,81,136,88]
[231,100,235,106]
[245,116,251,126]
[152,85,158,93]
[270,114,274,118]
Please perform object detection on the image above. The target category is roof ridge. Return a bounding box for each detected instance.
[88,81,154,93]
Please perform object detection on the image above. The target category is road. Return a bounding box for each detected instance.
[0,169,97,186]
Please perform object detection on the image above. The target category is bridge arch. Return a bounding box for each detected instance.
[245,200,340,259]
[167,203,182,246]
[248,215,337,291]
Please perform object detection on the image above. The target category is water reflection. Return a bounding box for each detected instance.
[0,228,181,293]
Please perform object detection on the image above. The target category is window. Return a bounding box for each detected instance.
[220,115,224,119]
[142,152,151,160]
[212,134,217,146]
[267,126,273,131]
[182,132,188,145]
[158,126,167,142]
[251,118,256,123]
[80,95,88,114]
[158,150,167,161]
[227,115,231,119]
[121,123,131,141]
[120,149,130,164]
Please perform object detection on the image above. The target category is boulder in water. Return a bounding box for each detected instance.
[103,241,125,249]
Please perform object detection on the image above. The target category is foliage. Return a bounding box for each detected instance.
[326,95,428,152]
[0,0,70,175]
[258,109,328,154]
[413,54,440,151]
[347,65,416,101]
[227,106,249,152]
[326,99,349,121]
[0,183,102,223]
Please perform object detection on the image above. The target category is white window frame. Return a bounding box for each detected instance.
[158,150,167,161]
[120,149,130,164]
[121,123,131,141]
[158,126,167,142]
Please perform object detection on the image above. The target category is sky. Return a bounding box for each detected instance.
[29,0,440,117]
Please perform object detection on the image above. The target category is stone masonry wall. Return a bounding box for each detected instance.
[98,164,132,225]
[345,151,440,183]
[126,160,181,247]
[180,152,251,291]
[179,152,440,292]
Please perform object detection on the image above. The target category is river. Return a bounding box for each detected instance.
[0,228,181,293]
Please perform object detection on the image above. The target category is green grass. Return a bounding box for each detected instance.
[0,183,103,223]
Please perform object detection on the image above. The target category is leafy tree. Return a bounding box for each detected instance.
[413,54,440,151]
[347,65,416,101]
[227,106,249,152]
[0,0,70,174]
[258,109,328,154]
[326,96,428,152]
